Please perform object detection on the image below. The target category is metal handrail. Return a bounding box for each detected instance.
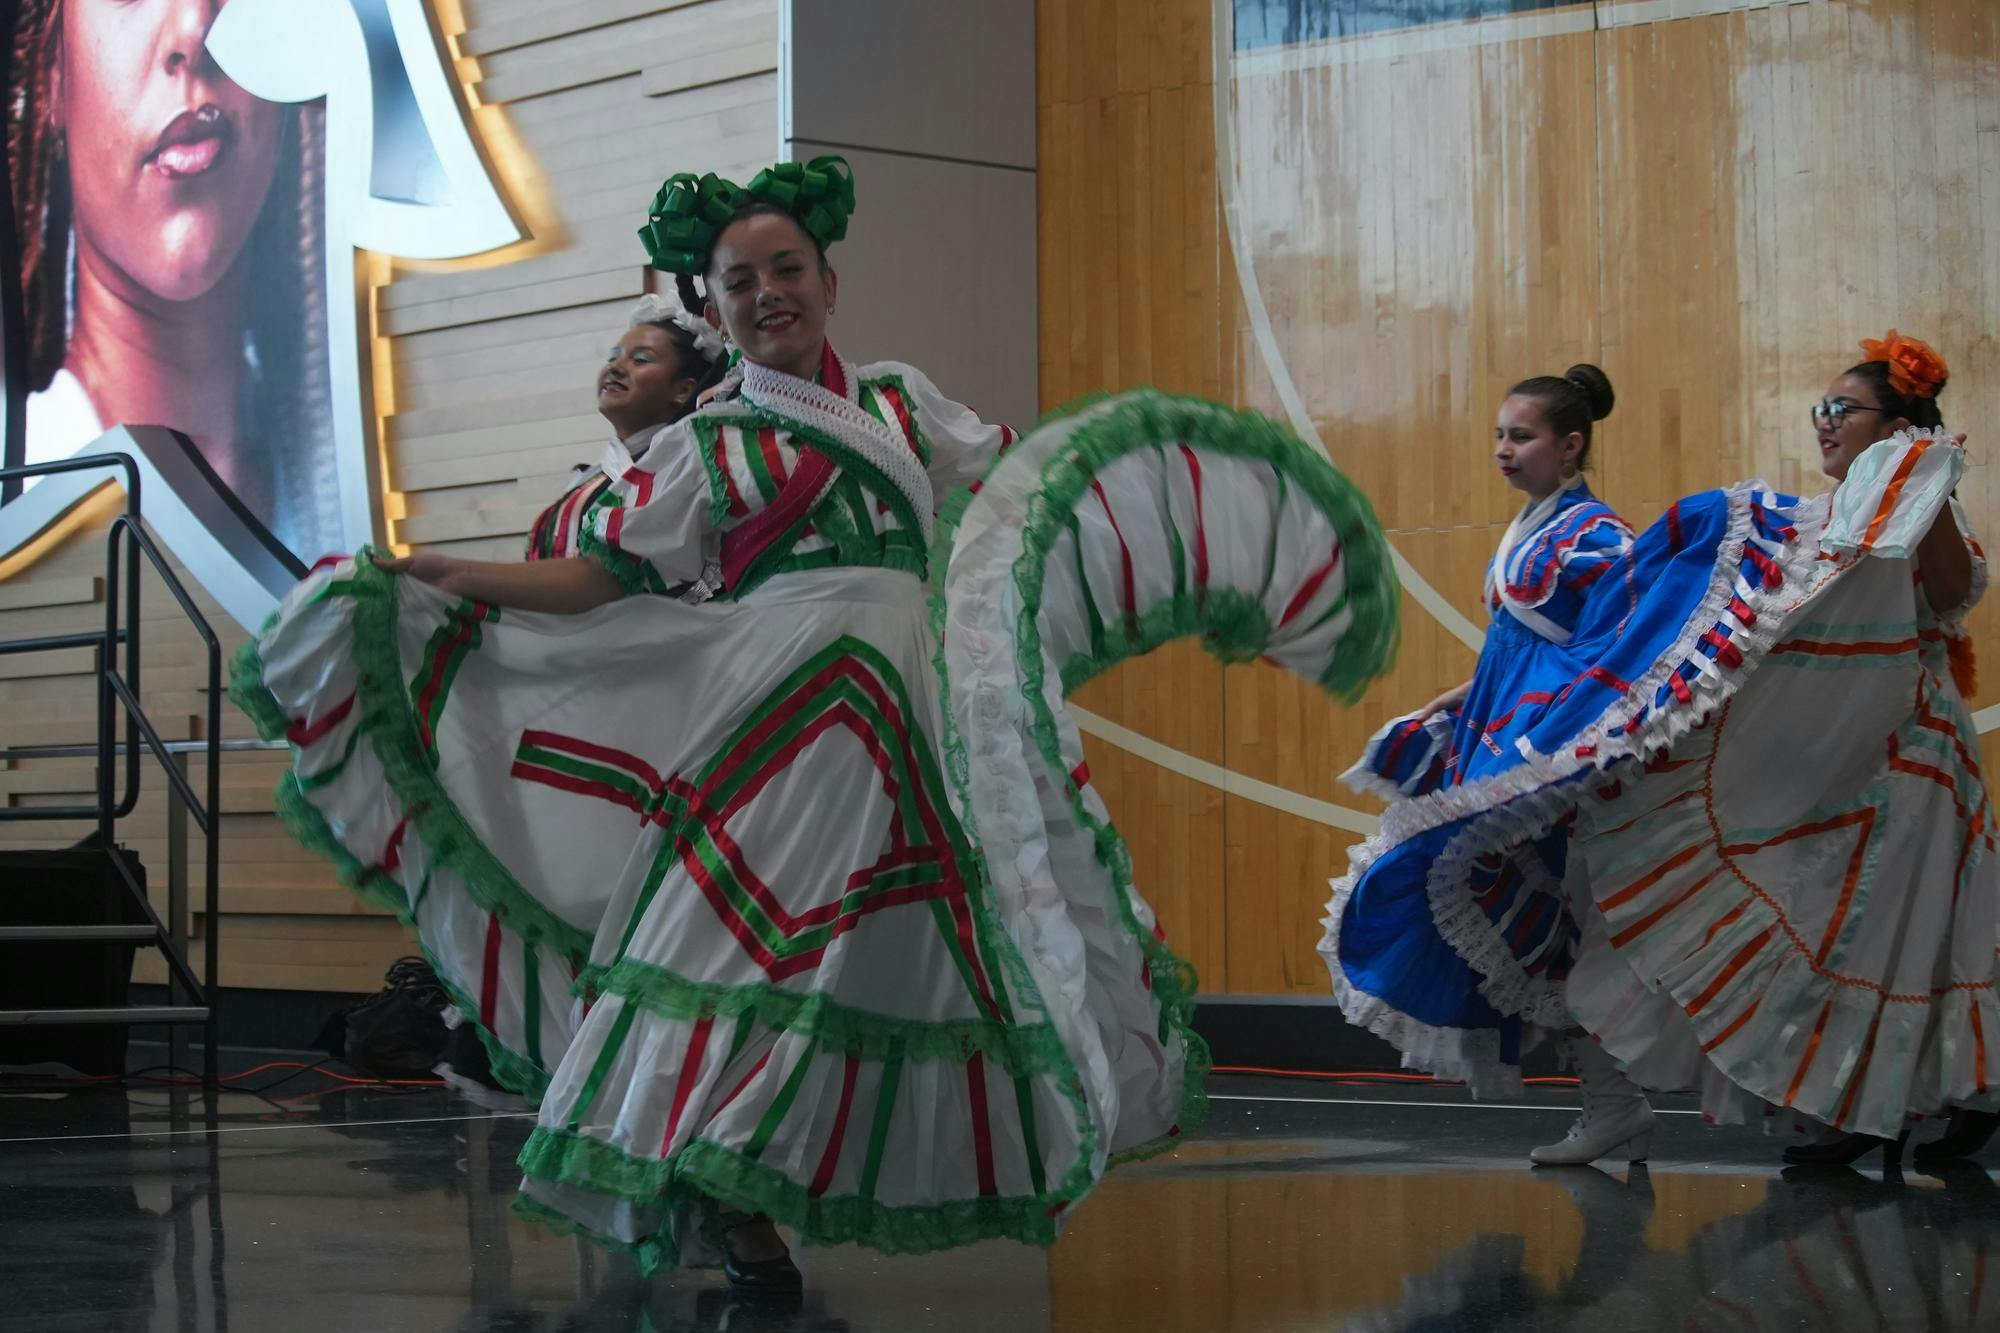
[0,453,143,826]
[107,513,142,822]
[0,450,141,496]
[0,738,281,761]
[106,513,221,1083]
[0,740,278,826]
[0,451,221,1086]
[104,673,214,836]
[0,629,125,655]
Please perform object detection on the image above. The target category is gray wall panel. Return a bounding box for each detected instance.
[799,142,1037,427]
[786,0,1034,167]
[784,2,1037,431]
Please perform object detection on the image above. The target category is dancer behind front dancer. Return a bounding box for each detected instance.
[435,294,727,1098]
[522,293,728,564]
[1323,366,1660,1164]
[232,155,1401,1285]
[1562,332,1994,1168]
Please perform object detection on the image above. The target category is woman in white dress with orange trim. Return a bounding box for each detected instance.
[1563,332,1996,1167]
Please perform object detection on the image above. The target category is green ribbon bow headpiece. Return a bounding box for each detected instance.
[638,155,856,276]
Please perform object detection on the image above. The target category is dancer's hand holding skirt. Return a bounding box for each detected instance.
[231,387,1399,1267]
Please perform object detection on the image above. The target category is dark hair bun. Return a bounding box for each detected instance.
[1563,364,1615,422]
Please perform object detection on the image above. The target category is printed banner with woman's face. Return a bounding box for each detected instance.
[9,0,337,559]
[2,0,519,622]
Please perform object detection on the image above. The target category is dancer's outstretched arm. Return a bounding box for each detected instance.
[373,553,626,614]
[1420,681,1472,719]
[1917,503,1973,615]
[1915,437,1975,615]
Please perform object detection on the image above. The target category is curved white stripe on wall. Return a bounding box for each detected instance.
[1207,0,1485,654]
[1069,707,1379,835]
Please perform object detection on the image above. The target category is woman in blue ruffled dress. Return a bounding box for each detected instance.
[1322,365,1661,1163]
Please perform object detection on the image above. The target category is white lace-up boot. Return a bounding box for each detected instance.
[1530,1032,1656,1166]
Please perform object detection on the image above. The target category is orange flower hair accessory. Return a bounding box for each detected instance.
[1858,329,1948,399]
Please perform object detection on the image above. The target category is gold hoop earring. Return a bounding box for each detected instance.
[1559,463,1581,481]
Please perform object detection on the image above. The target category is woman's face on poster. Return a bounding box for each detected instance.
[59,0,282,303]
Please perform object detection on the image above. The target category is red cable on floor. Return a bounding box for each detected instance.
[1,1060,444,1093]
[1212,1063,1579,1087]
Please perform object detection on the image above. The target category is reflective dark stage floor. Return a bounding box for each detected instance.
[5,1073,1997,1331]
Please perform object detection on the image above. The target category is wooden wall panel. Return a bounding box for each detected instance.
[1041,0,2000,997]
[1040,0,1239,988]
[0,0,777,995]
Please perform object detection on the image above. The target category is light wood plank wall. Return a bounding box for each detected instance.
[0,0,779,993]
[1042,0,2000,997]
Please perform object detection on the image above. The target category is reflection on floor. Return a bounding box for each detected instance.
[3,1073,1996,1331]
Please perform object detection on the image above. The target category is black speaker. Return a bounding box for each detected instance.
[0,840,149,1075]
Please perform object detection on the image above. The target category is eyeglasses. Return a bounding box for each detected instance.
[1811,399,1887,429]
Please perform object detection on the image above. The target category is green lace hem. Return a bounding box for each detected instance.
[586,957,1076,1078]
[228,553,593,962]
[265,776,554,1101]
[926,391,1402,1159]
[225,634,289,738]
[1109,1035,1211,1168]
[1043,394,1400,701]
[510,1195,668,1274]
[926,454,1207,1161]
[517,1128,1083,1259]
[450,1003,553,1103]
[1057,587,1272,693]
[1007,395,1396,1144]
[226,554,589,1098]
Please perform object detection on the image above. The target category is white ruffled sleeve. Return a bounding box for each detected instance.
[881,362,1019,502]
[1822,429,1966,559]
[575,418,719,596]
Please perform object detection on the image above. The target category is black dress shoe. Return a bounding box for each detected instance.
[1913,1108,2000,1164]
[724,1249,803,1291]
[1782,1127,1909,1168]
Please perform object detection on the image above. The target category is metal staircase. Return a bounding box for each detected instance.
[0,453,223,1087]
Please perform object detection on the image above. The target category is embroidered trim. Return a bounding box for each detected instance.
[739,346,936,544]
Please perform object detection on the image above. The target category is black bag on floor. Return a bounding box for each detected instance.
[315,957,449,1080]
[0,838,150,1076]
